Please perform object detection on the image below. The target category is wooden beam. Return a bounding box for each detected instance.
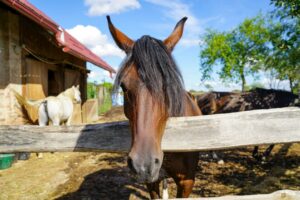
[163,107,300,152]
[170,190,300,200]
[0,107,300,153]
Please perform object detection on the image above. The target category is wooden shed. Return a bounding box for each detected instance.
[0,0,115,125]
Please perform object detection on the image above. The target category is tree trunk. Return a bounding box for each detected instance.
[241,72,246,92]
[288,76,294,93]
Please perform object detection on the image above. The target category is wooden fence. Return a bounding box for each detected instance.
[1,107,300,199]
[1,107,299,153]
[180,190,300,200]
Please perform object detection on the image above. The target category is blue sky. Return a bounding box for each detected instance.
[29,0,282,91]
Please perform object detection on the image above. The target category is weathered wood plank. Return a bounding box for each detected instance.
[170,190,300,200]
[0,107,300,153]
[163,107,300,152]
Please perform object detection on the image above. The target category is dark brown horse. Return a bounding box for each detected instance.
[107,16,201,198]
[197,88,298,115]
[196,88,298,161]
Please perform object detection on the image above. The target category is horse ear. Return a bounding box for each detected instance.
[107,15,134,54]
[76,85,80,89]
[163,17,187,51]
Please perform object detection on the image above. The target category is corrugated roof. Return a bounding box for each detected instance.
[1,0,115,74]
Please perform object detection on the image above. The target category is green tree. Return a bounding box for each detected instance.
[246,82,265,91]
[265,0,300,93]
[271,0,300,18]
[200,15,270,91]
[101,82,113,91]
[87,82,97,99]
[204,84,214,91]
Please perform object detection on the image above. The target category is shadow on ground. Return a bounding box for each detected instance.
[56,155,150,200]
[55,144,300,199]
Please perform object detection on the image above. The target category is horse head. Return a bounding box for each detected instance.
[107,16,187,182]
[72,85,82,103]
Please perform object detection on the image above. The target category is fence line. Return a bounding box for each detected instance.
[0,107,299,153]
[167,190,300,200]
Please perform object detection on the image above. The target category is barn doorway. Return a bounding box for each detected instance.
[48,69,59,96]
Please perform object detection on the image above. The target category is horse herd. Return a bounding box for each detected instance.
[14,16,299,199]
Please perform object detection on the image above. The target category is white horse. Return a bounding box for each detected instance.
[38,85,81,126]
[13,85,81,126]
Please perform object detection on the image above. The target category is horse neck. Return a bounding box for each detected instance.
[58,89,74,100]
[183,92,202,116]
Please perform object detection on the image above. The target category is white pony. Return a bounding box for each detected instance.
[13,85,81,126]
[38,85,81,126]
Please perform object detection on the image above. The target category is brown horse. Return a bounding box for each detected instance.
[196,88,298,115]
[107,16,201,198]
[196,88,298,161]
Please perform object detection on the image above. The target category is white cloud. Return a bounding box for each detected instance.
[88,69,115,83]
[84,0,140,16]
[66,25,125,58]
[145,0,202,47]
[180,38,203,47]
[88,70,99,79]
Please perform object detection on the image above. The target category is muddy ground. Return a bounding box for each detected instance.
[1,107,300,200]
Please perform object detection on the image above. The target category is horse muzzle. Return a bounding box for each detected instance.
[127,153,163,183]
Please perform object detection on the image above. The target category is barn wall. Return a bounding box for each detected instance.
[0,3,89,125]
[20,16,86,67]
[0,5,9,89]
[20,15,88,101]
[0,4,24,125]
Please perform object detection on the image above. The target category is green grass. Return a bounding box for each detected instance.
[98,94,112,115]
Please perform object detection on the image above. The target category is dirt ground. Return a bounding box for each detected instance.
[1,107,300,200]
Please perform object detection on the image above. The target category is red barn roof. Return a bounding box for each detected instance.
[2,0,116,74]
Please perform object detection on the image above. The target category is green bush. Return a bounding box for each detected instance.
[87,81,113,114]
[98,82,113,115]
[87,82,97,99]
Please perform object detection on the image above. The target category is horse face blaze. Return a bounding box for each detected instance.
[119,67,165,182]
[126,86,166,183]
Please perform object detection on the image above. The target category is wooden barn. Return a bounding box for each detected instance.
[0,0,115,125]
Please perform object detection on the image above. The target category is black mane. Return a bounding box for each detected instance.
[114,35,185,116]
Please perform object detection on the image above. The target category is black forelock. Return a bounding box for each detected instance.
[114,35,185,116]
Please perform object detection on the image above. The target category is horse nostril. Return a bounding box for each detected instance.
[127,157,136,173]
[154,158,160,165]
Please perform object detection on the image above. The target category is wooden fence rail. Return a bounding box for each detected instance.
[1,107,300,153]
[172,190,300,200]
